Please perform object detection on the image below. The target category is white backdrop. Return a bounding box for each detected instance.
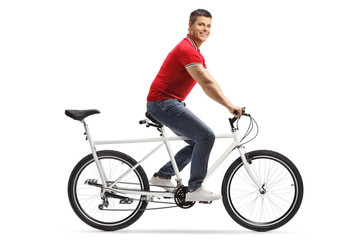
[1,0,359,239]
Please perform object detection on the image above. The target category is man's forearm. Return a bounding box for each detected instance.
[201,80,232,110]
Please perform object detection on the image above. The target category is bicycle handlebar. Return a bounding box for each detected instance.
[229,107,250,129]
[139,119,147,125]
[233,107,250,117]
[139,119,163,129]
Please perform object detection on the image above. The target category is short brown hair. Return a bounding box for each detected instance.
[189,9,212,24]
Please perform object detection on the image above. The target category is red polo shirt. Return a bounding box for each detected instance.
[147,34,207,102]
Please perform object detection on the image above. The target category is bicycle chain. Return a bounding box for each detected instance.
[99,199,178,211]
[97,183,195,211]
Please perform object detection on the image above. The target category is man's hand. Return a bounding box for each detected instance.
[229,106,243,118]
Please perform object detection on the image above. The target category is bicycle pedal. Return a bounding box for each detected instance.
[199,201,212,204]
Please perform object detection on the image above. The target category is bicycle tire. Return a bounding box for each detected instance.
[222,150,303,231]
[68,150,149,231]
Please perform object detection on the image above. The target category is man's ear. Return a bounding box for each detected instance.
[188,22,192,33]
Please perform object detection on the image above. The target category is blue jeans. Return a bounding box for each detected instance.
[147,99,215,191]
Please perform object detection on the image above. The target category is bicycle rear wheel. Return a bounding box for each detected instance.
[68,150,149,231]
[222,150,303,231]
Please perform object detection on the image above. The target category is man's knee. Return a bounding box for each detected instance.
[203,129,215,144]
[209,130,215,143]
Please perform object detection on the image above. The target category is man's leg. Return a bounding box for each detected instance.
[158,142,194,179]
[147,99,215,190]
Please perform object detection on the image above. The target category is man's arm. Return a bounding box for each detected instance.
[186,65,242,117]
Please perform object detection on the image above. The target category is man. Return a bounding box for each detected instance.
[147,9,242,201]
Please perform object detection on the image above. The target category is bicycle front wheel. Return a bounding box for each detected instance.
[68,150,149,231]
[222,150,303,231]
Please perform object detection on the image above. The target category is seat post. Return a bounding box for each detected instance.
[82,120,108,186]
[161,127,183,186]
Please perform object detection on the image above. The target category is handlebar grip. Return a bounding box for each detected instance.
[139,119,147,125]
[233,107,246,116]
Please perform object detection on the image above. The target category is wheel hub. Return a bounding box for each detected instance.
[260,183,266,194]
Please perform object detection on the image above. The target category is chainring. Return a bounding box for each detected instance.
[174,186,195,209]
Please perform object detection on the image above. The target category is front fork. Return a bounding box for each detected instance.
[233,129,266,194]
[237,146,266,194]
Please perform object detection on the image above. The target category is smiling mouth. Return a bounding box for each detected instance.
[200,32,208,37]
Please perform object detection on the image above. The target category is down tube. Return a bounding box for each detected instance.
[204,140,238,182]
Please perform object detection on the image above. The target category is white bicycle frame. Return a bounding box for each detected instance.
[82,119,263,199]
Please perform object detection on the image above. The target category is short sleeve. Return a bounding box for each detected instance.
[178,46,204,69]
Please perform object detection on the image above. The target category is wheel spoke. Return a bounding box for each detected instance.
[223,151,302,231]
[68,151,149,230]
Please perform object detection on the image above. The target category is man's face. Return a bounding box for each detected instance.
[189,16,212,45]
